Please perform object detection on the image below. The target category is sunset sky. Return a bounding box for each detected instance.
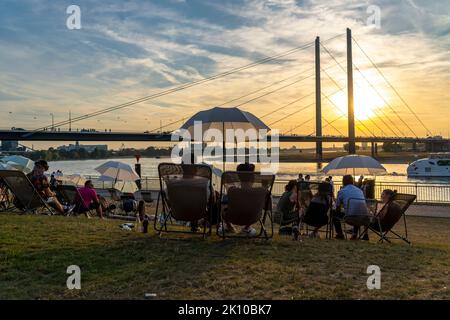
[0,0,449,149]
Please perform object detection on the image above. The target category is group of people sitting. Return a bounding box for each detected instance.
[179,162,261,236]
[6,159,403,242]
[26,159,106,218]
[276,173,401,241]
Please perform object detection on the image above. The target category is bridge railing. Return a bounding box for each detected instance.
[87,175,450,205]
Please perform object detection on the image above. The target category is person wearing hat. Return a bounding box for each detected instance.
[27,160,73,214]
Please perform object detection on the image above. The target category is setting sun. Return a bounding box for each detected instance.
[330,86,386,121]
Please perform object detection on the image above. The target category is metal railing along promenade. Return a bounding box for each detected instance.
[88,175,450,205]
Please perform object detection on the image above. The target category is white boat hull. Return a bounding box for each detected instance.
[407,158,450,177]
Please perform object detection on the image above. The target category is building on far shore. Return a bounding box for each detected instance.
[1,140,19,151]
[425,136,450,152]
[57,141,108,153]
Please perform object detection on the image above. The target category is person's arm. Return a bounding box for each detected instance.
[289,191,300,209]
[91,190,100,204]
[43,187,53,197]
[41,177,55,197]
[335,190,342,208]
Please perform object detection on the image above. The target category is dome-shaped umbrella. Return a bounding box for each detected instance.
[97,175,138,193]
[180,107,270,170]
[1,155,34,173]
[95,161,140,183]
[0,162,16,171]
[56,173,86,186]
[181,107,269,133]
[321,155,387,176]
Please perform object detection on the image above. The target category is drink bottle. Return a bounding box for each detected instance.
[143,215,149,233]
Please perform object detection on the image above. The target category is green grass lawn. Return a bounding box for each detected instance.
[0,214,449,300]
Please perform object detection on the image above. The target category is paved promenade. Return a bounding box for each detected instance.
[407,205,450,218]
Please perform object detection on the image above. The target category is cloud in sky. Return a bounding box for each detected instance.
[0,0,449,140]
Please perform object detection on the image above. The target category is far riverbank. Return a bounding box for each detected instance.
[279,150,429,164]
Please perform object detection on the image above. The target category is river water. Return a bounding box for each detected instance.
[47,157,450,184]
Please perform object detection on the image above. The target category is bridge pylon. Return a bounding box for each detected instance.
[346,28,356,154]
[315,36,323,160]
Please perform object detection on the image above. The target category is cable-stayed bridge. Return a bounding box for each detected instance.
[1,28,448,157]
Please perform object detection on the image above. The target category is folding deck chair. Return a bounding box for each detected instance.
[0,170,54,215]
[0,177,12,212]
[359,193,416,244]
[272,183,309,235]
[274,207,300,236]
[217,171,275,240]
[154,163,214,238]
[137,190,157,204]
[275,182,326,237]
[301,182,334,239]
[56,184,78,205]
[339,198,381,239]
[96,188,133,216]
[56,184,96,217]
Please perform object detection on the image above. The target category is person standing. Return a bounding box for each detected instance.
[356,175,364,188]
[328,176,335,194]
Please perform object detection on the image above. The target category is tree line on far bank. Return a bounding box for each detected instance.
[27,146,172,161]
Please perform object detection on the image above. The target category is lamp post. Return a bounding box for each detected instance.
[51,113,54,128]
[50,113,54,131]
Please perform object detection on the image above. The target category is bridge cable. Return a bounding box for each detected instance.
[319,43,402,136]
[322,117,345,136]
[260,92,315,119]
[320,44,408,136]
[352,63,409,137]
[149,63,345,133]
[305,114,348,136]
[268,88,343,127]
[27,34,345,135]
[282,117,314,135]
[215,66,315,107]
[155,63,345,133]
[324,64,406,137]
[235,73,314,108]
[320,67,389,137]
[217,60,344,110]
[268,103,315,127]
[320,43,412,137]
[352,36,432,136]
[148,73,316,133]
[321,92,375,137]
[26,39,318,135]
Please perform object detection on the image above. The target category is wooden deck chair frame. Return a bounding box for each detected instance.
[154,163,214,239]
[217,171,275,240]
[359,193,416,244]
[0,170,54,215]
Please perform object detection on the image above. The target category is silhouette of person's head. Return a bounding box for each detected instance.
[342,175,354,186]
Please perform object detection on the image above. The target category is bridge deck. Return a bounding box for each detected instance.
[0,130,447,144]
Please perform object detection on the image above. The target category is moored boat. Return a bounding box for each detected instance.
[407,153,450,177]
